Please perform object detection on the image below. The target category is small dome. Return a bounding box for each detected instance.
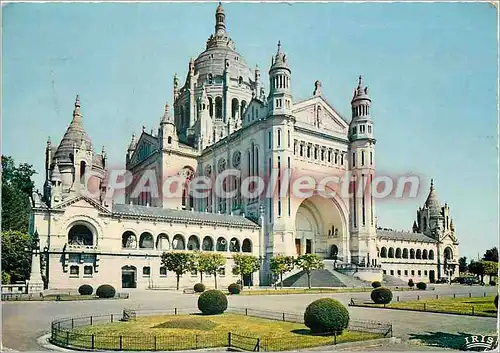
[352,75,371,103]
[216,2,224,14]
[270,41,290,71]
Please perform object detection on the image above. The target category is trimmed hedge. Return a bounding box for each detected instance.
[228,283,241,295]
[370,287,393,304]
[408,279,414,288]
[78,284,93,296]
[495,295,498,309]
[304,298,350,334]
[198,290,228,315]
[194,283,206,293]
[416,282,427,290]
[96,284,116,298]
[371,281,382,288]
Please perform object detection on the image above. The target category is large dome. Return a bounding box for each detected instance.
[54,96,93,165]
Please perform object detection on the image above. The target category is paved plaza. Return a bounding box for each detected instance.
[2,284,497,351]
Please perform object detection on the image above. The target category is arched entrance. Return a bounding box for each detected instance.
[122,266,137,288]
[294,195,347,259]
[68,223,94,246]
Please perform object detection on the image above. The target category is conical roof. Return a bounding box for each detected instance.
[352,75,371,103]
[425,179,441,214]
[270,41,290,71]
[54,95,93,164]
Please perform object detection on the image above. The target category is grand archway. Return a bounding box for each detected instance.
[294,195,347,260]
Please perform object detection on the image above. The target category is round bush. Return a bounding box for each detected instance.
[489,280,496,286]
[371,281,382,288]
[371,287,393,304]
[194,283,206,293]
[495,295,498,309]
[304,298,350,334]
[96,284,116,298]
[228,283,241,295]
[408,279,414,288]
[198,290,228,315]
[78,284,93,296]
[416,282,427,290]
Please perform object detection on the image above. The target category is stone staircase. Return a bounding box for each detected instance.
[278,269,346,288]
[382,274,408,286]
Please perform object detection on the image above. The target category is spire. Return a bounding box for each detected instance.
[215,2,226,34]
[412,220,419,233]
[269,40,290,72]
[352,75,370,102]
[161,102,173,124]
[425,178,441,214]
[51,160,62,182]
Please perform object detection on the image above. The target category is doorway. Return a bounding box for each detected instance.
[122,266,137,288]
[306,239,312,254]
[295,239,301,256]
[429,270,436,283]
[243,274,253,287]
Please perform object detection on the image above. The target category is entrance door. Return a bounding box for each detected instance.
[295,239,301,256]
[122,266,137,288]
[429,270,436,283]
[306,239,312,254]
[243,274,253,287]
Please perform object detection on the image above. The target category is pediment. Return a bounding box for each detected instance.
[129,132,159,165]
[52,195,111,214]
[293,96,349,133]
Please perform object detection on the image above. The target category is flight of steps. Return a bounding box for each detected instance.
[279,269,347,288]
[382,274,408,286]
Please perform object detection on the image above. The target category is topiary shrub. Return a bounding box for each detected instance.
[78,284,93,296]
[194,283,206,293]
[408,279,414,288]
[416,282,427,290]
[371,281,382,288]
[489,280,496,286]
[228,283,241,295]
[96,284,116,298]
[371,287,393,304]
[198,290,228,315]
[495,295,498,309]
[304,298,350,334]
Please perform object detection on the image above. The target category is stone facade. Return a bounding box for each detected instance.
[30,3,459,290]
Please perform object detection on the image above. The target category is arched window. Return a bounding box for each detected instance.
[402,248,409,259]
[208,97,213,118]
[242,239,252,253]
[231,98,239,118]
[444,247,453,260]
[388,248,394,258]
[277,129,281,147]
[238,76,243,85]
[423,217,427,230]
[240,101,247,118]
[215,97,223,120]
[139,232,154,249]
[187,235,200,251]
[380,247,387,258]
[216,237,227,251]
[429,249,435,260]
[422,249,428,260]
[416,249,422,259]
[202,236,214,251]
[395,248,402,259]
[410,249,415,259]
[229,238,240,252]
[208,73,213,84]
[156,233,170,251]
[68,224,94,246]
[80,161,86,183]
[167,136,172,144]
[122,231,137,248]
[172,234,185,250]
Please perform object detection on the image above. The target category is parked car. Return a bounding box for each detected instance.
[464,277,481,286]
[436,277,449,284]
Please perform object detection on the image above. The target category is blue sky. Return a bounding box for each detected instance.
[2,2,497,260]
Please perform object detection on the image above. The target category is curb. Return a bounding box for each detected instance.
[349,303,498,318]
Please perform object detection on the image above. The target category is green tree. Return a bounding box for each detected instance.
[1,156,37,233]
[468,260,485,283]
[1,230,32,283]
[192,251,206,283]
[2,271,11,285]
[482,261,498,282]
[198,253,226,289]
[295,254,324,289]
[270,254,295,289]
[458,256,468,274]
[161,252,195,290]
[483,247,499,263]
[232,254,260,288]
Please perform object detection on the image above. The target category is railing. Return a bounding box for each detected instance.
[2,292,129,301]
[50,307,392,351]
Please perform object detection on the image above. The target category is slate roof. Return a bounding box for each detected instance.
[377,230,437,243]
[112,204,260,229]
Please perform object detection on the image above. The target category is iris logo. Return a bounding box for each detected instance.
[464,335,498,351]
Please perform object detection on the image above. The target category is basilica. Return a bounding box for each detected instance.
[29,3,459,291]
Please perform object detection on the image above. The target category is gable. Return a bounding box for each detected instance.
[129,132,160,165]
[242,99,266,126]
[293,96,349,133]
[52,195,111,214]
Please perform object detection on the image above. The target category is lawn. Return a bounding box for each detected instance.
[59,313,382,351]
[238,287,413,296]
[364,296,497,317]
